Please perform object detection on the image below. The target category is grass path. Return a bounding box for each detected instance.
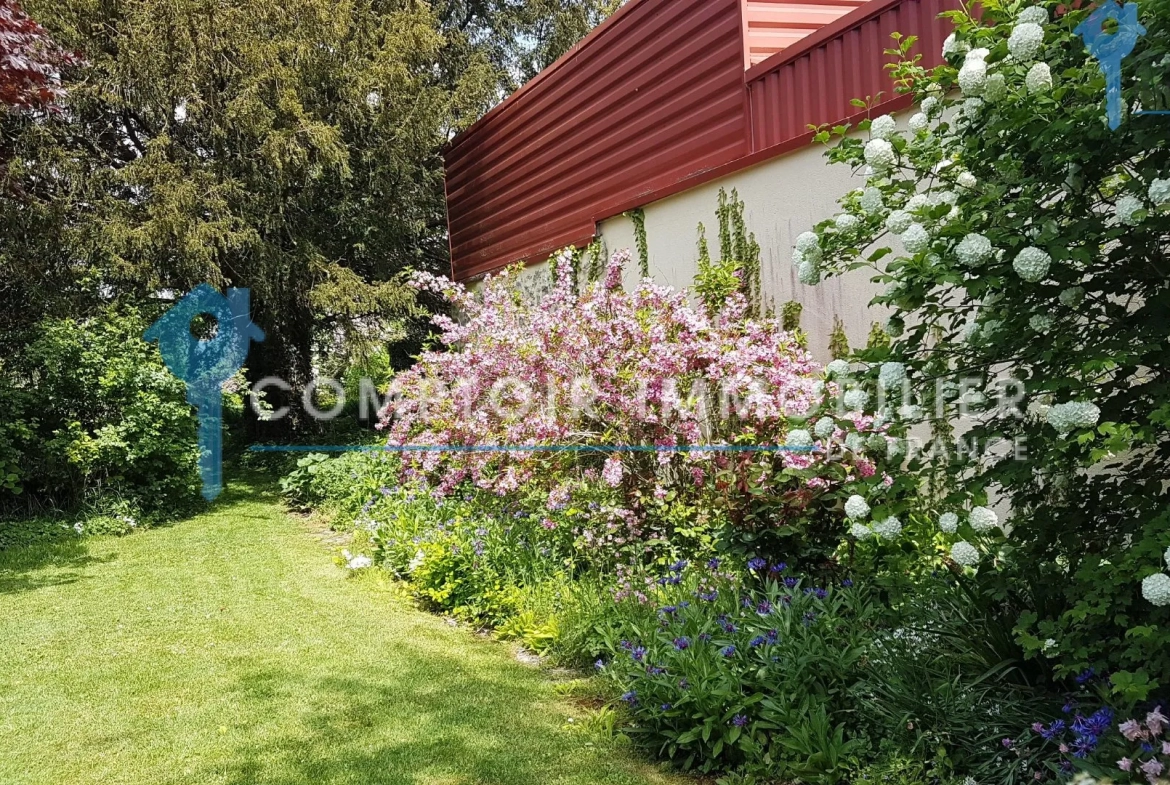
[0,477,677,785]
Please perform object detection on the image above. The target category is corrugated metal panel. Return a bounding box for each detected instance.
[742,0,869,67]
[445,0,748,282]
[746,0,956,151]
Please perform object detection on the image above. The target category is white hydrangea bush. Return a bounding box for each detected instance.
[800,0,1170,682]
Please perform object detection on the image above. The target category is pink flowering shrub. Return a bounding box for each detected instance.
[378,249,891,567]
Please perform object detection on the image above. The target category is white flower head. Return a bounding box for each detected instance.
[958,54,988,96]
[814,417,836,439]
[1013,246,1051,282]
[860,187,885,214]
[886,210,913,235]
[845,432,866,452]
[909,112,929,132]
[898,403,923,420]
[902,224,931,254]
[879,362,907,391]
[850,522,874,540]
[1047,401,1100,434]
[870,114,897,140]
[792,247,805,267]
[905,193,930,212]
[942,33,970,58]
[844,388,870,411]
[825,359,851,379]
[796,231,820,255]
[1164,545,1170,566]
[955,233,994,266]
[939,512,959,533]
[872,516,902,539]
[1018,5,1049,25]
[1030,314,1054,333]
[1142,573,1170,606]
[951,541,981,566]
[835,212,861,232]
[969,506,999,533]
[347,554,373,570]
[1025,62,1053,93]
[1009,22,1045,61]
[921,95,940,117]
[786,429,814,449]
[1059,286,1085,307]
[1150,178,1170,206]
[798,260,821,285]
[1115,194,1145,225]
[886,438,904,461]
[957,170,978,189]
[844,495,871,520]
[864,138,896,171]
[984,73,1008,102]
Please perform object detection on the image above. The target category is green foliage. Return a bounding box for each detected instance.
[0,309,200,513]
[599,570,874,779]
[625,208,650,278]
[781,301,804,332]
[810,0,1170,698]
[828,316,851,360]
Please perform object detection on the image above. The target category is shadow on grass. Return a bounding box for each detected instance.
[203,658,648,785]
[0,537,115,596]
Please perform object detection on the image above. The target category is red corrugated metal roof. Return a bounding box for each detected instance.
[445,0,955,282]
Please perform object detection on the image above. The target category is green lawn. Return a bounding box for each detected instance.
[0,478,677,785]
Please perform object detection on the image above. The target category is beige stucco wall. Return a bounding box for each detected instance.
[597,138,889,364]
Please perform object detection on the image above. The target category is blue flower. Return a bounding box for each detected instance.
[814,588,828,600]
[749,635,766,648]
[707,558,721,570]
[621,691,638,706]
[766,629,779,643]
[747,557,767,572]
[1084,708,1113,737]
[741,597,754,609]
[646,665,665,676]
[619,640,633,651]
[673,637,691,650]
[841,579,854,588]
[1071,735,1096,758]
[769,562,787,574]
[661,703,673,711]
[698,633,711,642]
[1040,720,1065,740]
[669,559,688,573]
[659,605,678,616]
[721,645,737,657]
[784,577,799,588]
[732,714,749,727]
[594,659,605,670]
[756,600,773,615]
[1074,668,1096,685]
[803,611,817,625]
[631,646,647,662]
[678,678,689,689]
[720,621,737,634]
[697,590,719,602]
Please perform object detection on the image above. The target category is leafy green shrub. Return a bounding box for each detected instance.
[0,309,200,514]
[803,0,1170,701]
[598,562,874,779]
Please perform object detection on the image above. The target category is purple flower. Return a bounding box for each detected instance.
[1118,758,1133,772]
[594,659,605,670]
[1002,738,1014,748]
[621,691,638,706]
[732,714,749,727]
[841,579,854,588]
[784,577,799,588]
[661,703,673,711]
[721,645,736,657]
[669,559,688,573]
[766,629,779,643]
[1140,759,1164,779]
[659,605,678,616]
[803,611,817,625]
[813,588,829,600]
[747,557,767,572]
[769,562,787,574]
[756,600,773,615]
[697,590,719,602]
[1075,668,1096,685]
[646,665,665,676]
[631,646,647,662]
[749,635,766,648]
[619,640,633,651]
[706,558,721,570]
[1032,722,1045,734]
[698,633,711,642]
[673,637,691,650]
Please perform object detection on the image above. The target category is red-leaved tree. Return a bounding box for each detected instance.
[0,0,79,110]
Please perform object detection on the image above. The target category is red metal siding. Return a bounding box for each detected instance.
[746,0,956,151]
[445,0,748,282]
[445,0,955,281]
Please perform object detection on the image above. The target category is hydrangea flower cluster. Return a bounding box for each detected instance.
[951,540,980,566]
[1025,62,1053,94]
[939,512,959,533]
[1009,21,1045,60]
[1013,246,1052,282]
[1047,401,1101,434]
[872,516,902,539]
[969,506,999,533]
[1151,178,1170,206]
[955,233,993,266]
[844,494,870,520]
[870,114,896,141]
[864,138,896,172]
[1116,195,1145,226]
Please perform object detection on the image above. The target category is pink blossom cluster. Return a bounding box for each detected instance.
[1119,707,1169,784]
[380,249,837,500]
